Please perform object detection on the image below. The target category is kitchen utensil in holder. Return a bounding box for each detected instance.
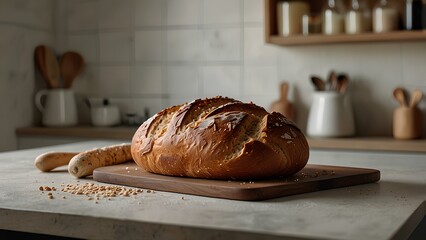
[307,91,355,137]
[35,89,78,127]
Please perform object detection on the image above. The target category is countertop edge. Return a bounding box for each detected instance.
[0,208,312,240]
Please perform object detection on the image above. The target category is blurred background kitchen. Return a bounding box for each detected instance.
[1,0,425,152]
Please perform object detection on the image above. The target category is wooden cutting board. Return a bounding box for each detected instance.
[93,163,380,201]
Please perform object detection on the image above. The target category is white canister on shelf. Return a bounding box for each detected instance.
[323,0,345,35]
[345,0,371,34]
[277,1,310,36]
[346,10,364,34]
[373,0,398,33]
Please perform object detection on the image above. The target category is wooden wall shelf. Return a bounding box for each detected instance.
[264,0,426,46]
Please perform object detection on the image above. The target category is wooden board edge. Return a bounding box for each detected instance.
[93,166,381,201]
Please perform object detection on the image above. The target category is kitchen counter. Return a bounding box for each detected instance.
[0,141,425,239]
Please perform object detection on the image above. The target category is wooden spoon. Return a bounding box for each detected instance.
[409,89,423,108]
[337,74,349,93]
[311,76,325,91]
[34,45,50,88]
[44,47,61,89]
[328,70,338,91]
[393,87,408,107]
[60,52,84,88]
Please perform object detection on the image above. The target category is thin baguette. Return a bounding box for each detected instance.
[68,143,132,178]
[35,152,78,172]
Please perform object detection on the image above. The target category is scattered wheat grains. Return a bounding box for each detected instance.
[39,182,152,202]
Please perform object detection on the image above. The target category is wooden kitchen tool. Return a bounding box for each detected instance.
[311,76,325,91]
[35,45,59,89]
[93,162,380,201]
[337,74,349,93]
[393,88,423,140]
[393,87,408,107]
[270,82,295,120]
[44,46,61,89]
[60,51,84,88]
[34,45,48,84]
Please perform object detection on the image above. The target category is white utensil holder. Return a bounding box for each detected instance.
[307,91,355,137]
[35,89,78,127]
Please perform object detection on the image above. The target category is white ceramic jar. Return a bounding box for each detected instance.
[91,105,121,127]
[35,89,78,127]
[307,91,355,137]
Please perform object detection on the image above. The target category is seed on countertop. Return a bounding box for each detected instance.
[39,186,43,191]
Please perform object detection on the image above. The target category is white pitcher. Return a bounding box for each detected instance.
[307,91,355,137]
[35,89,78,127]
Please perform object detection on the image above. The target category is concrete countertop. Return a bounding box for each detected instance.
[0,141,425,239]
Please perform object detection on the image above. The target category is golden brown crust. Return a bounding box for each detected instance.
[131,96,309,180]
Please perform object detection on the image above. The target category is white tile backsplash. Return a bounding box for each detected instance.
[202,66,240,98]
[135,30,162,62]
[0,0,53,30]
[166,0,200,26]
[99,31,131,63]
[67,34,98,63]
[98,0,131,29]
[166,66,199,96]
[134,0,163,27]
[132,66,162,95]
[203,0,240,25]
[244,27,278,65]
[167,29,202,61]
[96,66,130,96]
[203,28,241,61]
[401,42,426,87]
[244,0,263,23]
[67,1,98,31]
[243,66,278,96]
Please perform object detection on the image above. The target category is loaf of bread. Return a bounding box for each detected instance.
[131,97,309,180]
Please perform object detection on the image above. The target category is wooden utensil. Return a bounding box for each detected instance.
[393,87,408,107]
[44,47,61,89]
[337,74,349,93]
[270,82,295,120]
[328,70,338,91]
[34,45,51,88]
[409,89,423,108]
[60,51,84,88]
[311,76,325,91]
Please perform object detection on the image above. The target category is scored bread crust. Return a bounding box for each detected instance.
[131,97,309,180]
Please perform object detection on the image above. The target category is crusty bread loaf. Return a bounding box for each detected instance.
[131,97,309,180]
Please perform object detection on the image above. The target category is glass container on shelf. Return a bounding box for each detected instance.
[372,0,399,33]
[277,1,310,36]
[322,0,345,35]
[345,0,372,34]
[404,0,423,30]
